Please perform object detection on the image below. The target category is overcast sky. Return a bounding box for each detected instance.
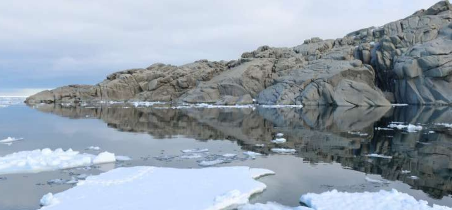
[0,0,440,96]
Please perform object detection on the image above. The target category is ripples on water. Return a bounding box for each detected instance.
[0,102,452,209]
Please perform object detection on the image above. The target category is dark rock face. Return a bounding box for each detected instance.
[26,1,452,106]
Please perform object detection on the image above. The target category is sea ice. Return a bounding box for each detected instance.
[243,151,262,159]
[365,154,392,159]
[0,149,118,175]
[300,189,451,210]
[388,123,422,132]
[179,153,203,159]
[271,138,287,144]
[198,159,226,166]
[181,148,209,153]
[239,202,309,210]
[0,137,23,145]
[39,166,275,210]
[116,156,132,161]
[86,146,100,151]
[271,148,296,154]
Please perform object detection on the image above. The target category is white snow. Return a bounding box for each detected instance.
[131,101,166,107]
[276,133,284,137]
[255,144,265,147]
[38,166,275,210]
[300,189,451,210]
[271,138,287,144]
[86,146,100,151]
[222,153,238,158]
[271,148,296,154]
[401,170,411,174]
[365,154,392,159]
[243,151,262,159]
[409,176,419,180]
[388,123,422,132]
[181,148,209,153]
[0,137,23,146]
[0,149,118,175]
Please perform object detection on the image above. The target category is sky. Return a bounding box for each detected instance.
[0,0,441,96]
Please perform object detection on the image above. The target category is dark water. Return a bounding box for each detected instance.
[1,103,452,209]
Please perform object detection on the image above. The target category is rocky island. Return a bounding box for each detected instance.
[26,1,452,106]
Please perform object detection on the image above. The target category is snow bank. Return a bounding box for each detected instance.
[39,166,275,210]
[300,189,451,210]
[0,149,118,175]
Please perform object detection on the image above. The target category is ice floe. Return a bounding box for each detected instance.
[276,133,284,137]
[131,101,166,107]
[243,151,262,159]
[172,103,255,109]
[365,176,389,184]
[198,159,226,167]
[435,123,452,128]
[0,137,23,146]
[39,166,275,210]
[239,202,309,210]
[299,189,451,210]
[179,153,203,159]
[271,138,287,144]
[365,154,392,159]
[86,146,100,151]
[116,156,132,161]
[0,148,119,175]
[388,123,422,132]
[271,148,296,154]
[347,131,368,136]
[181,148,209,153]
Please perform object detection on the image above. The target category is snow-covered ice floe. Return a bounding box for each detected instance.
[388,123,422,132]
[299,189,451,210]
[0,148,119,175]
[39,166,275,210]
[271,148,296,154]
[365,154,392,159]
[0,137,23,146]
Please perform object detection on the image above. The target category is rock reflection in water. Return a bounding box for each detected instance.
[31,104,452,199]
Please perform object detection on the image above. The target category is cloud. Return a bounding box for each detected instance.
[0,0,441,90]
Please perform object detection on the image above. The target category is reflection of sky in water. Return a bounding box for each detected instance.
[0,104,452,209]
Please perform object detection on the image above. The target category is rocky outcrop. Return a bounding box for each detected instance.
[26,1,452,106]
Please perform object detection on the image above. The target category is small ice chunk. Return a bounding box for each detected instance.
[40,193,58,206]
[255,144,265,147]
[276,133,284,137]
[222,154,237,158]
[365,154,392,159]
[435,123,452,128]
[179,153,203,159]
[181,148,209,153]
[116,156,132,161]
[198,159,225,167]
[401,170,411,174]
[239,202,309,210]
[86,146,100,151]
[365,176,388,184]
[271,138,287,144]
[271,148,296,154]
[388,124,422,132]
[93,152,116,164]
[409,176,419,180]
[243,151,262,159]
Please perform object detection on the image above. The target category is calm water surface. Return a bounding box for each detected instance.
[0,102,452,209]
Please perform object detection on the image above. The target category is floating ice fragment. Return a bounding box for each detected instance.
[198,159,226,167]
[243,151,262,159]
[276,133,284,137]
[181,148,209,153]
[179,153,203,159]
[365,154,392,159]
[40,193,59,206]
[0,137,23,145]
[86,146,100,151]
[0,149,118,175]
[115,156,132,161]
[239,202,309,210]
[222,153,237,158]
[388,124,422,132]
[271,148,296,154]
[365,176,388,184]
[271,138,287,144]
